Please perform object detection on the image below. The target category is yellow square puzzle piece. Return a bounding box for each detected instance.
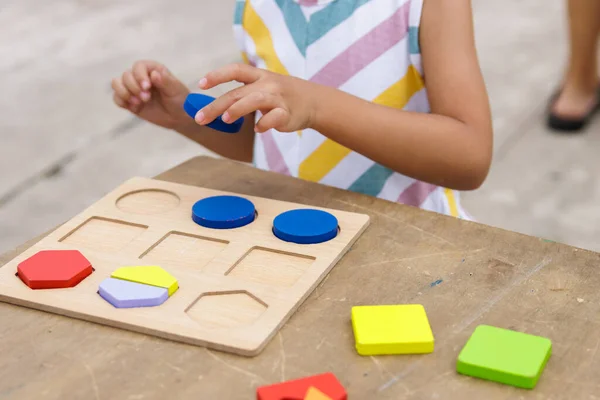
[111,266,178,296]
[351,304,434,355]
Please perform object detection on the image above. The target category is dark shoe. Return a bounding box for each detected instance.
[547,87,600,132]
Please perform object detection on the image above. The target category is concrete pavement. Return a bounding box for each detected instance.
[3,0,600,253]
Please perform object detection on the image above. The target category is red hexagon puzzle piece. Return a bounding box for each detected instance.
[17,250,93,289]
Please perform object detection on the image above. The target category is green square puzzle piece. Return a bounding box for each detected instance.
[457,325,552,389]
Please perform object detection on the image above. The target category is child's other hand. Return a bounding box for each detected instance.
[111,61,190,130]
[195,63,317,133]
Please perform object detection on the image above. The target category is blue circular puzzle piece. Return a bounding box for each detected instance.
[273,209,339,244]
[192,195,256,229]
[183,93,244,133]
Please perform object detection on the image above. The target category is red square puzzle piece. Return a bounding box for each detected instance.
[256,372,346,400]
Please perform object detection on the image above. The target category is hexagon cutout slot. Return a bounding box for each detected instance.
[17,250,93,289]
[59,217,147,252]
[185,291,267,329]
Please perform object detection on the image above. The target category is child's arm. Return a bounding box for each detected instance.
[111,60,256,162]
[313,0,492,190]
[196,0,492,190]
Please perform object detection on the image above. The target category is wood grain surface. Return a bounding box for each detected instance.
[1,156,599,400]
[0,177,369,356]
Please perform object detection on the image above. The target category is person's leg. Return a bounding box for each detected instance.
[550,0,600,124]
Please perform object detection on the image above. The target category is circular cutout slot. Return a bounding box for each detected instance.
[116,189,180,215]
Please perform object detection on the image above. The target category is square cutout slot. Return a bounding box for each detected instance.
[227,247,315,287]
[140,231,228,269]
[60,217,147,252]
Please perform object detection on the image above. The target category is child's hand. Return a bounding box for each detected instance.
[111,61,190,130]
[195,63,317,133]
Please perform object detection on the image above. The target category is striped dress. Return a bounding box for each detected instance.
[233,0,471,219]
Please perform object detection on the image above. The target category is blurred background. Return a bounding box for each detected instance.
[2,0,600,254]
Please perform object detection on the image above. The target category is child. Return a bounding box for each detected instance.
[111,0,492,219]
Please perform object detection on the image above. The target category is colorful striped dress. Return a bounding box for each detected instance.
[233,0,471,219]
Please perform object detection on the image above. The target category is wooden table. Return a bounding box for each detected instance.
[1,156,598,399]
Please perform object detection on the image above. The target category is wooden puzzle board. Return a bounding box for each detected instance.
[0,177,369,356]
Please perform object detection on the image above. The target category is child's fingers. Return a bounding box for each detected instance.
[129,102,142,114]
[132,61,153,91]
[122,70,146,100]
[150,70,162,88]
[195,85,252,125]
[222,91,278,124]
[152,66,187,98]
[113,93,141,114]
[199,63,262,90]
[111,77,133,102]
[255,108,288,133]
[113,93,127,108]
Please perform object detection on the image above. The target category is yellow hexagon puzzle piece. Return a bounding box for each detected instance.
[351,304,434,355]
[111,266,178,296]
[304,386,332,400]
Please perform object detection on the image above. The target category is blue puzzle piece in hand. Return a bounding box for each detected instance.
[98,278,169,308]
[183,93,244,133]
